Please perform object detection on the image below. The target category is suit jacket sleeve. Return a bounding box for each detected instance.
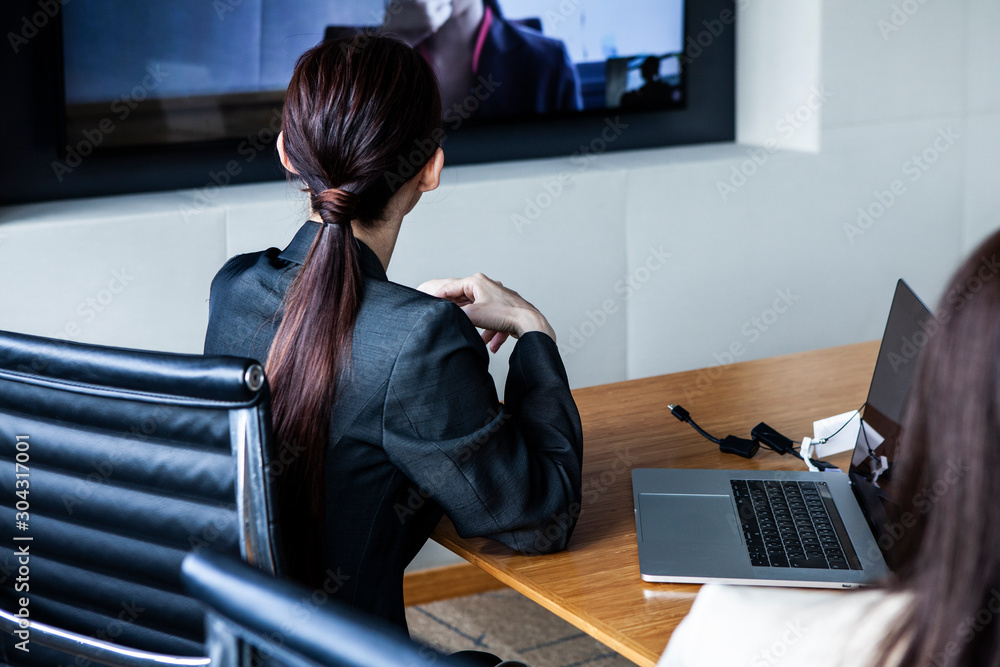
[382,299,583,554]
[555,44,583,112]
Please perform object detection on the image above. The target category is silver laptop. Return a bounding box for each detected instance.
[632,280,931,588]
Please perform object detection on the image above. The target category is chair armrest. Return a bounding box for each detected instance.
[0,607,208,667]
[182,551,477,667]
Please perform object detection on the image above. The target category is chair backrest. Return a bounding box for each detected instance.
[0,330,281,666]
[182,551,479,667]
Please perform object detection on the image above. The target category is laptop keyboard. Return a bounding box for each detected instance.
[731,480,863,570]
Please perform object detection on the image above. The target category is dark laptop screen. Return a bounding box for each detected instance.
[849,280,934,556]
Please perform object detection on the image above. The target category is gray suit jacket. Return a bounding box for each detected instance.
[204,221,583,629]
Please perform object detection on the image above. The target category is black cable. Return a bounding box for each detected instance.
[788,404,867,471]
[667,404,722,444]
[788,447,837,471]
[667,404,758,458]
[669,403,839,468]
[813,403,866,446]
[859,413,881,464]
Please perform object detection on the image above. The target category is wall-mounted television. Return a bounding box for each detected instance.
[0,0,735,205]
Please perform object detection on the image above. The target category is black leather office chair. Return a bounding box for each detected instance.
[182,551,482,667]
[0,330,281,666]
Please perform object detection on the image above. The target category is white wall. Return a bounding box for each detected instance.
[1,0,996,571]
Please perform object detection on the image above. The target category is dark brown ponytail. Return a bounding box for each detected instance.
[267,35,441,586]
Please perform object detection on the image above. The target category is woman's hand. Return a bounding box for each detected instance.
[383,0,453,47]
[417,274,556,353]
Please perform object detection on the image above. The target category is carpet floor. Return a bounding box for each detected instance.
[406,588,637,667]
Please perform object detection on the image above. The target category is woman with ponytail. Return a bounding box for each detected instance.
[204,34,583,632]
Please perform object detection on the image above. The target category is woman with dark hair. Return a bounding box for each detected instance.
[204,34,583,632]
[658,229,1000,666]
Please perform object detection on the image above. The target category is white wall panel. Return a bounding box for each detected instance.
[963,113,1000,252]
[0,198,226,353]
[821,0,966,129]
[624,118,964,383]
[967,0,1000,115]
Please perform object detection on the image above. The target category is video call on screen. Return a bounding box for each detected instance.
[62,0,685,148]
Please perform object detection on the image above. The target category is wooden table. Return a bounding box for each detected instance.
[432,341,880,666]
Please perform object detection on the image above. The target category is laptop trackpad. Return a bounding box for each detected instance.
[639,493,741,546]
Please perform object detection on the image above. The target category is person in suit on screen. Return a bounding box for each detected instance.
[203,34,583,632]
[620,55,681,111]
[384,0,582,120]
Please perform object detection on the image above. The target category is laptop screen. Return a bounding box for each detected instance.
[848,280,934,558]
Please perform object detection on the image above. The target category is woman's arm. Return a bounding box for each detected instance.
[382,298,583,554]
[418,273,556,352]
